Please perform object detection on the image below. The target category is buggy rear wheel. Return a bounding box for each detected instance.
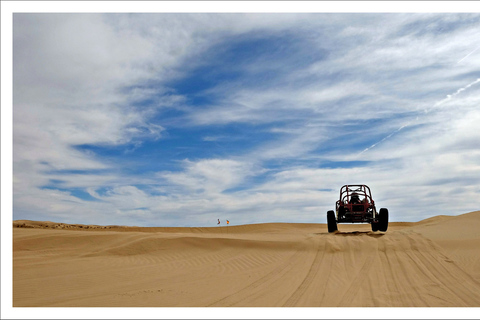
[379,208,389,232]
[327,210,337,233]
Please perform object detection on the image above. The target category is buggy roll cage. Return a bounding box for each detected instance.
[335,185,375,212]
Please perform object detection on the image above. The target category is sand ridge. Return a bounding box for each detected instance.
[12,211,480,307]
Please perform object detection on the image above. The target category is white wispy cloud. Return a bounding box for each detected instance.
[360,77,480,155]
[160,159,255,193]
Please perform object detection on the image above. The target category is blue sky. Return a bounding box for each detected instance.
[8,8,480,227]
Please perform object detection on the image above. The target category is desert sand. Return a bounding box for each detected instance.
[12,211,480,308]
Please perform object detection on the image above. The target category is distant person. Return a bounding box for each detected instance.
[227,220,229,225]
[217,219,220,225]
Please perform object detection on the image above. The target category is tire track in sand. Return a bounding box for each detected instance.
[404,233,480,306]
[282,237,326,306]
[207,243,307,307]
[335,240,378,306]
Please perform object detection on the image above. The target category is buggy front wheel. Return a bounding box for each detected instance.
[327,210,337,233]
[379,208,389,232]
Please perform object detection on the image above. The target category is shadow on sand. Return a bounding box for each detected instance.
[315,230,385,238]
[334,230,385,238]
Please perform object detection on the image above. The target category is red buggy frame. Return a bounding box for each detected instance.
[327,184,388,233]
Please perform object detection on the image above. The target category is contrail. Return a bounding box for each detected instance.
[457,45,480,64]
[431,78,480,111]
[359,123,410,155]
[359,78,480,156]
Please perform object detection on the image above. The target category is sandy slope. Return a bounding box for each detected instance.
[13,211,480,307]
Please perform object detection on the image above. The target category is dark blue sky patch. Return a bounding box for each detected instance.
[93,186,111,197]
[39,186,100,202]
[132,185,168,197]
[168,64,241,105]
[319,160,371,169]
[222,185,252,194]
[222,168,278,194]
[167,30,327,105]
[44,167,114,176]
[74,123,278,177]
[74,143,127,158]
[215,31,320,70]
[48,179,66,185]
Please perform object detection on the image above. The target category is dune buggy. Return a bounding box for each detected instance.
[327,185,388,233]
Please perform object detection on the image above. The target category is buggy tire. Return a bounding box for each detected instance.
[371,222,379,232]
[379,208,389,232]
[327,210,337,233]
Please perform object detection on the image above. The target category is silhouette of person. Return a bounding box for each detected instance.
[227,220,229,225]
[350,192,361,204]
[217,219,220,225]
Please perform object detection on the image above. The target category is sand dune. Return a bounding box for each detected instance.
[13,211,480,307]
